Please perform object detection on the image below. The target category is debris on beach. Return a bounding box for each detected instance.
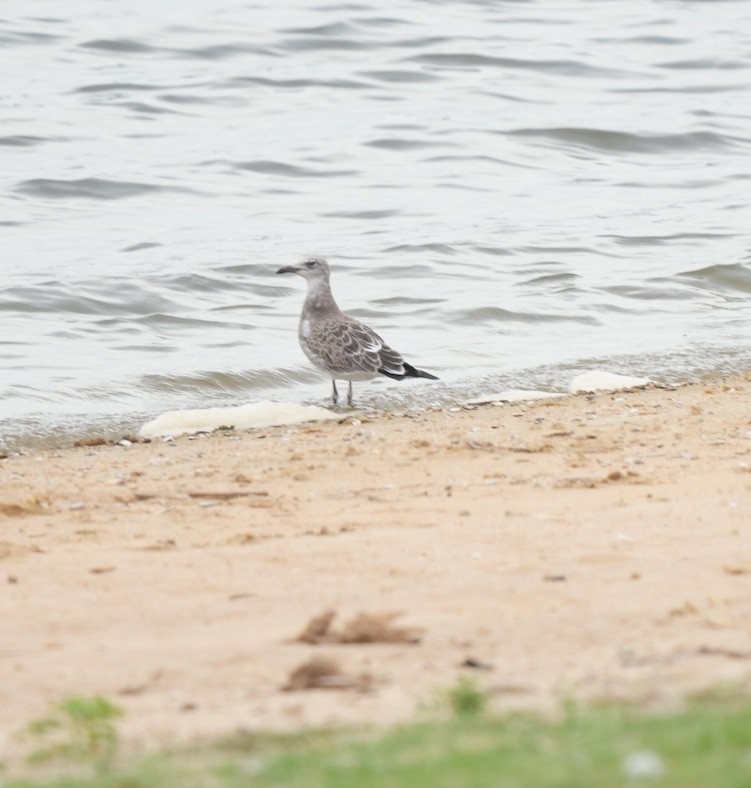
[282,655,372,692]
[296,610,422,645]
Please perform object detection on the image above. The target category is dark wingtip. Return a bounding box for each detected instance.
[402,362,439,380]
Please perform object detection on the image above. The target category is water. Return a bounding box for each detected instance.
[2,0,751,450]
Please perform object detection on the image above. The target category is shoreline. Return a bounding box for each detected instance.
[6,352,751,455]
[2,375,751,759]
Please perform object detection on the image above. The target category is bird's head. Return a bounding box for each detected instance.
[276,256,331,281]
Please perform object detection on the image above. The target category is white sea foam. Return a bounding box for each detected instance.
[465,389,567,406]
[569,371,653,394]
[139,401,339,439]
[466,372,654,406]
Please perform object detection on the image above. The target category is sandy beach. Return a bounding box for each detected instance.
[2,377,751,760]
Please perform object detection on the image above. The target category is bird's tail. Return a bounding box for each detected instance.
[379,361,438,381]
[404,362,438,380]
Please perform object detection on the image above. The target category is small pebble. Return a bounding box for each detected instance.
[623,751,665,780]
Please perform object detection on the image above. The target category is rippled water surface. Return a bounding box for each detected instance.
[3,0,751,449]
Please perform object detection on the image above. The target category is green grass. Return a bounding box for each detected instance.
[6,696,751,788]
[21,696,123,770]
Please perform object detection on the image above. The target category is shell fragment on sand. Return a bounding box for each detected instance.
[569,371,653,394]
[139,401,339,439]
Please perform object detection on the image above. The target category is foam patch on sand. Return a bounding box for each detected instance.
[465,389,567,406]
[569,371,653,394]
[466,371,655,406]
[139,401,339,439]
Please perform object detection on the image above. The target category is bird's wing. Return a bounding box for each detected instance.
[347,319,406,376]
[307,317,397,375]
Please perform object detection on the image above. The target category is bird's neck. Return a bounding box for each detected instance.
[303,278,340,316]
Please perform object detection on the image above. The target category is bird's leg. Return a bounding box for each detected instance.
[347,381,353,408]
[331,379,338,405]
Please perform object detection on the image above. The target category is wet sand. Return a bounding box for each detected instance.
[2,377,751,759]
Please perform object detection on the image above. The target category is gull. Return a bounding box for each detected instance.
[277,256,438,407]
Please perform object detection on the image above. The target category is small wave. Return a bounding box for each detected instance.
[216,262,277,276]
[73,82,162,94]
[602,232,736,246]
[520,273,580,287]
[519,244,615,257]
[324,209,399,219]
[436,182,493,192]
[614,84,743,96]
[365,263,437,277]
[176,42,278,60]
[504,127,743,154]
[79,38,276,60]
[276,37,369,52]
[371,296,444,309]
[140,367,313,394]
[674,263,751,294]
[391,36,458,49]
[383,243,457,255]
[163,272,250,295]
[121,242,163,253]
[14,177,197,199]
[79,38,155,53]
[364,137,452,150]
[0,281,178,316]
[659,58,746,72]
[360,69,440,84]
[116,100,190,115]
[470,245,514,258]
[450,306,599,325]
[159,93,242,107]
[356,16,411,29]
[613,178,725,190]
[425,153,535,169]
[225,75,369,90]
[0,29,62,46]
[601,284,694,302]
[595,35,688,46]
[280,21,355,36]
[406,52,638,78]
[115,313,249,331]
[233,159,358,178]
[0,135,48,147]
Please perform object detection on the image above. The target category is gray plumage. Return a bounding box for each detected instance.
[277,256,438,406]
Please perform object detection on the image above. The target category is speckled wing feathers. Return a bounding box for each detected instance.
[300,315,405,377]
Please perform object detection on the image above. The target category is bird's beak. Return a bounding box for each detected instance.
[276,265,298,275]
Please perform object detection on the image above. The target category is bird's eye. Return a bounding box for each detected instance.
[305,260,316,268]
